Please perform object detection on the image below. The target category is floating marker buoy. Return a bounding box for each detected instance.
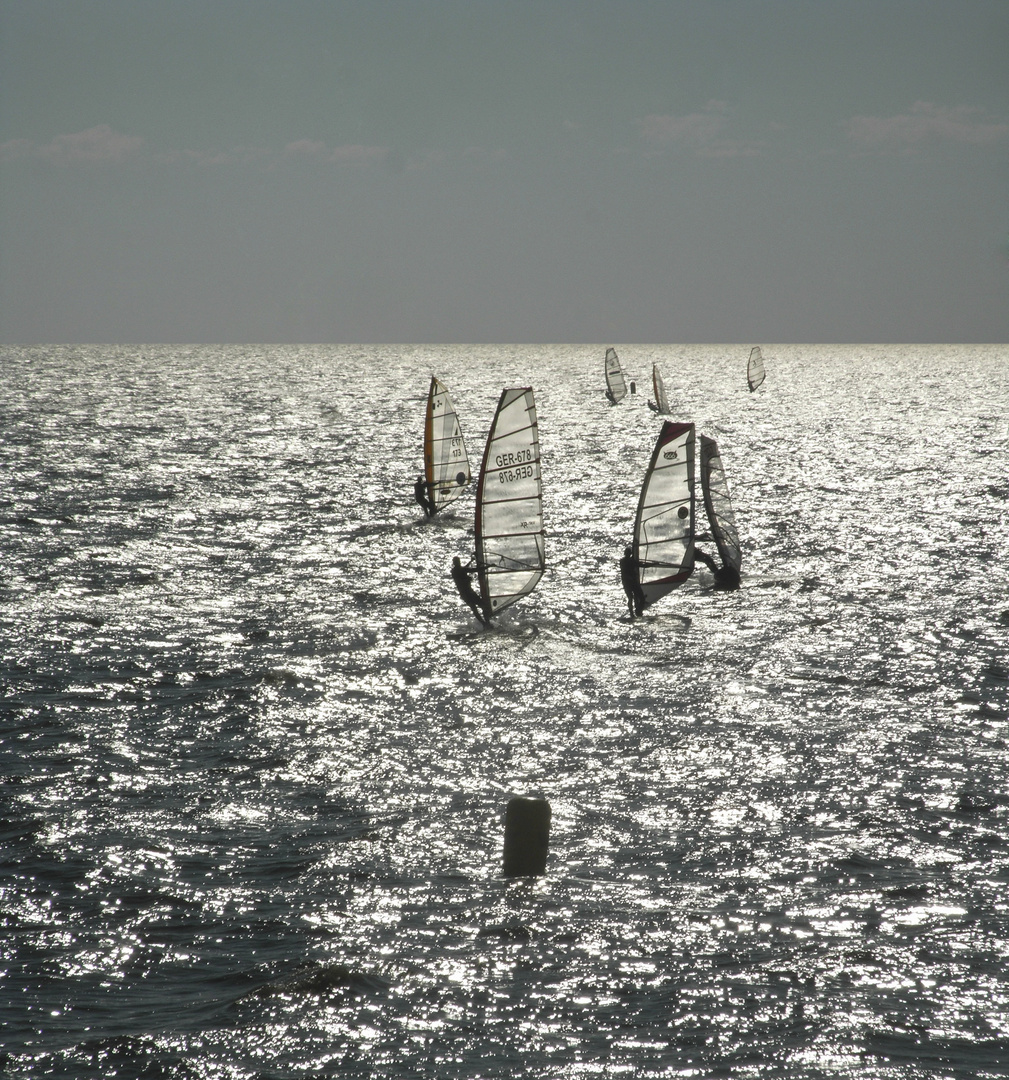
[502,797,551,877]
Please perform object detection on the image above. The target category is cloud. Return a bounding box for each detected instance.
[282,140,391,165]
[328,144,388,166]
[284,139,328,157]
[637,101,729,145]
[845,102,1009,151]
[635,101,763,158]
[1,129,390,170]
[1,124,143,165]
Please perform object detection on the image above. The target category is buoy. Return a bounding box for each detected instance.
[502,797,551,877]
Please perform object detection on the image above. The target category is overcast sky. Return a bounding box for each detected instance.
[1,0,1007,344]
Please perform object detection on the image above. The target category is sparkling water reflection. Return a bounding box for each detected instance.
[1,344,1008,1078]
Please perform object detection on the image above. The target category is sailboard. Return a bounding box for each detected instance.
[604,348,627,404]
[747,346,765,392]
[632,421,695,611]
[474,388,545,619]
[648,363,670,414]
[423,376,470,514]
[699,435,741,575]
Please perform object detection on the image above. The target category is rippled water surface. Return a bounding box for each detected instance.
[2,344,1008,1078]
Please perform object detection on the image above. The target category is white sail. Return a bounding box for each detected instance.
[699,435,741,573]
[650,363,670,414]
[633,421,695,610]
[604,347,627,403]
[747,346,765,392]
[424,376,470,514]
[475,388,545,617]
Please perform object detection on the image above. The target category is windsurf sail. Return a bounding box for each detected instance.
[649,363,670,414]
[633,421,695,610]
[604,348,627,404]
[423,376,470,514]
[699,435,741,574]
[747,346,765,392]
[474,388,545,618]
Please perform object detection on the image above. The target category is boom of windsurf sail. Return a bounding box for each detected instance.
[475,387,545,618]
[649,363,670,414]
[633,421,695,610]
[424,376,471,514]
[747,346,765,392]
[699,435,741,574]
[604,348,627,403]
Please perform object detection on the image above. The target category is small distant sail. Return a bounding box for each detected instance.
[475,388,545,618]
[633,421,695,611]
[424,376,471,514]
[604,347,627,404]
[747,346,765,392]
[648,363,670,414]
[699,435,741,574]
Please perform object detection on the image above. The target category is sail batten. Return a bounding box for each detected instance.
[605,348,627,403]
[424,376,471,513]
[632,421,695,610]
[475,387,545,617]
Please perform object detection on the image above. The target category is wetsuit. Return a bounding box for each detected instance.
[451,557,489,626]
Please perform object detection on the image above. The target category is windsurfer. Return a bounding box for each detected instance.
[452,556,490,626]
[605,389,616,406]
[414,475,434,517]
[694,547,740,591]
[619,546,645,619]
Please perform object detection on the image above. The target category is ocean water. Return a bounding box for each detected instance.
[1,343,1008,1079]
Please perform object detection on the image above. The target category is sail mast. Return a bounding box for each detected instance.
[474,388,545,619]
[424,376,471,514]
[633,421,695,611]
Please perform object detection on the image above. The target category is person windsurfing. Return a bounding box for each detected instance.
[414,475,434,517]
[619,546,645,619]
[451,556,489,626]
[693,547,740,591]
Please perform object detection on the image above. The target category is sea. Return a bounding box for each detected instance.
[1,343,1008,1079]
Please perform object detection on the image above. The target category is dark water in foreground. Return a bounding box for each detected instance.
[2,344,1008,1078]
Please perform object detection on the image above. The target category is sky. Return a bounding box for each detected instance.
[1,0,1007,344]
